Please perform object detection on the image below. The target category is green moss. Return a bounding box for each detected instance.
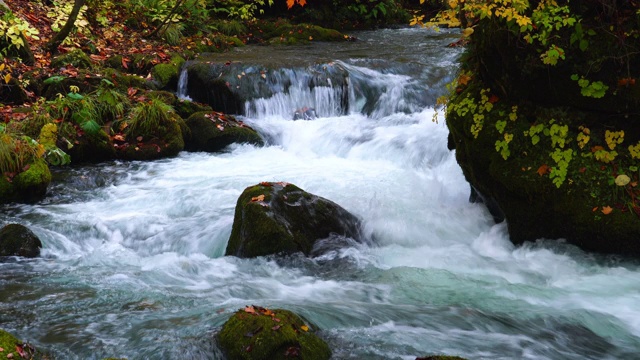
[184,111,263,152]
[225,182,361,258]
[0,329,49,359]
[218,307,331,360]
[151,63,179,89]
[173,99,212,120]
[51,49,92,69]
[0,158,51,204]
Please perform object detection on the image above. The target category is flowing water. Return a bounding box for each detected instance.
[2,28,640,360]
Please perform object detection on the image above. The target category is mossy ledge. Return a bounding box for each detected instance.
[218,306,331,360]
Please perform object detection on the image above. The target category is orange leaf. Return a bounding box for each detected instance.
[251,194,265,202]
[121,57,129,69]
[260,181,273,187]
[537,164,550,176]
[591,145,604,153]
[592,207,599,212]
[286,0,295,8]
[457,73,471,86]
[244,306,255,314]
[601,206,613,215]
[299,0,307,6]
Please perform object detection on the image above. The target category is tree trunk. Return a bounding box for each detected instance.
[47,0,86,55]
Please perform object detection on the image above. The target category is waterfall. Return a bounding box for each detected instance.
[176,66,191,101]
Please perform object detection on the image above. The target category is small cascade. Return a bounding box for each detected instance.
[176,66,191,101]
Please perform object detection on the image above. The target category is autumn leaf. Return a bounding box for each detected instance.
[457,73,471,86]
[127,87,138,97]
[601,206,613,215]
[537,164,550,176]
[244,305,256,314]
[4,73,11,84]
[300,325,309,332]
[251,194,265,202]
[259,181,273,187]
[272,325,281,331]
[122,57,129,69]
[488,94,499,104]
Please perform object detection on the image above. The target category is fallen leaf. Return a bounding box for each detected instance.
[251,194,265,202]
[615,174,631,186]
[136,136,143,142]
[537,164,550,176]
[272,325,281,331]
[113,134,125,141]
[457,73,471,86]
[259,181,273,187]
[488,94,499,104]
[300,325,309,332]
[592,207,599,212]
[601,206,613,215]
[244,305,255,314]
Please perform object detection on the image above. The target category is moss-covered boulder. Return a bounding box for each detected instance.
[185,63,244,114]
[226,182,362,258]
[150,55,185,90]
[115,100,185,161]
[184,111,263,152]
[50,49,92,69]
[57,122,116,164]
[0,158,51,204]
[218,306,331,360]
[0,224,42,257]
[0,329,49,359]
[173,99,212,120]
[445,2,640,256]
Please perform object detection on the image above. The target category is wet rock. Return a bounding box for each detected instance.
[0,224,42,257]
[150,55,185,90]
[0,329,48,359]
[293,107,317,120]
[184,111,263,152]
[50,49,92,69]
[218,306,331,360]
[226,182,362,258]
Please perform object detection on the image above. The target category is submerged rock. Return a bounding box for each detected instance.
[226,182,362,258]
[218,306,331,360]
[0,224,42,258]
[184,111,263,152]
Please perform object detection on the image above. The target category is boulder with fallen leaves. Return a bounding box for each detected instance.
[0,329,50,359]
[184,111,263,153]
[226,182,362,258]
[218,306,331,360]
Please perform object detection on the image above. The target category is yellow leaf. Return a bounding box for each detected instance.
[601,206,613,215]
[3,73,11,84]
[300,325,309,332]
[461,27,474,37]
[0,63,5,72]
[251,194,265,202]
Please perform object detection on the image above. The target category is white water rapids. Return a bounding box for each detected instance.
[2,28,640,359]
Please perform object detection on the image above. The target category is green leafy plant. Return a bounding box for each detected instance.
[0,132,44,177]
[125,98,176,139]
[0,11,40,52]
[570,74,609,98]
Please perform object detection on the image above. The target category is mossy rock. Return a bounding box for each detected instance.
[0,158,51,204]
[101,68,149,91]
[115,113,185,161]
[151,63,180,90]
[447,79,640,256]
[0,224,42,257]
[226,182,362,258]
[185,63,244,114]
[51,49,92,69]
[41,74,99,100]
[267,24,346,44]
[0,329,49,359]
[58,123,116,164]
[105,55,125,71]
[173,99,212,120]
[184,111,263,152]
[218,306,331,360]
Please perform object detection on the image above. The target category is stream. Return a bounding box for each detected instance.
[2,27,640,359]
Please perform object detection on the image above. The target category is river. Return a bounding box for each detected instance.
[1,27,640,359]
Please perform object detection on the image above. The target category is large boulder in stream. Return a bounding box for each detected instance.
[445,1,640,256]
[226,182,362,258]
[184,111,263,152]
[0,224,42,257]
[218,306,331,360]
